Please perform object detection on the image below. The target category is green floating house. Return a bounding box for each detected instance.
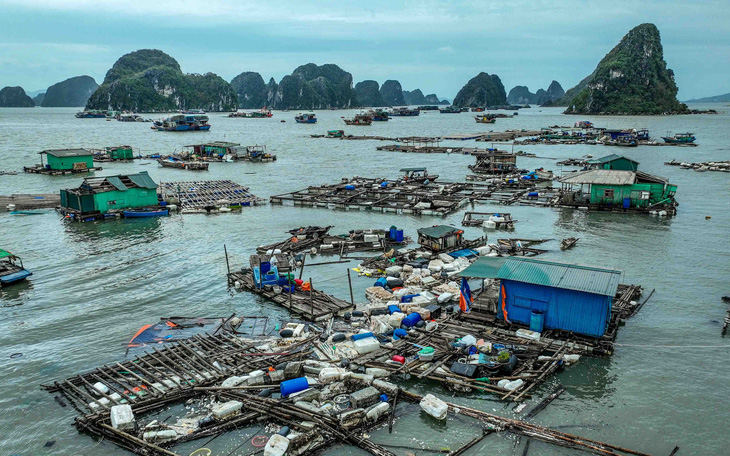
[105,146,135,160]
[60,171,159,215]
[39,148,96,171]
[558,168,677,212]
[587,154,639,171]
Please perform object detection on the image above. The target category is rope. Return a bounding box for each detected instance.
[615,344,730,348]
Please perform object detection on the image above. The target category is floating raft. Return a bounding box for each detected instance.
[0,193,60,210]
[23,165,103,175]
[158,180,263,212]
[376,144,508,154]
[270,176,497,216]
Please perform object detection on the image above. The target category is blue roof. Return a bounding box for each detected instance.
[497,257,621,297]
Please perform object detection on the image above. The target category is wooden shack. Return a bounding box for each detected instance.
[416,225,464,251]
[40,149,95,171]
[587,154,639,171]
[468,151,518,175]
[558,169,677,210]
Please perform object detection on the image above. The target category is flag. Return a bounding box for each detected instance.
[459,277,473,313]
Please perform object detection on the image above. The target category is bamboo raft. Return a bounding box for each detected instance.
[158,180,264,211]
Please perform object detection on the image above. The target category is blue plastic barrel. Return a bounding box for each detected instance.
[529,311,545,333]
[389,226,397,239]
[396,229,404,242]
[374,277,388,288]
[351,332,375,341]
[623,198,631,209]
[345,185,356,190]
[401,294,419,303]
[388,304,401,314]
[402,312,422,328]
[260,262,271,275]
[393,328,408,339]
[528,192,539,197]
[280,377,309,397]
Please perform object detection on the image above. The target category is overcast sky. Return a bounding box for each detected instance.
[0,0,727,100]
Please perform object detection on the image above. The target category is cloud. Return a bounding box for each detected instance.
[437,46,454,53]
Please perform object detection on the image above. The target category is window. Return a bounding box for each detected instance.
[602,189,615,199]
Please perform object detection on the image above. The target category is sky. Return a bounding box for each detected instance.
[0,0,728,100]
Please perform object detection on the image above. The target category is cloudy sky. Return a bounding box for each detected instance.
[0,0,727,100]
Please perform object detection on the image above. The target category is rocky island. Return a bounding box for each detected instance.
[42,75,99,107]
[379,80,406,106]
[0,86,35,107]
[355,80,386,107]
[550,23,687,115]
[507,81,564,105]
[452,72,506,107]
[86,49,237,112]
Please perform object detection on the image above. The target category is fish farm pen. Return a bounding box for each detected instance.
[158,180,264,212]
[256,226,411,256]
[375,144,509,154]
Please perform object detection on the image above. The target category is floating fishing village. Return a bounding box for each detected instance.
[1,13,730,456]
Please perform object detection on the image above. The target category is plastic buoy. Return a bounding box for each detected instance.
[278,426,290,436]
[258,388,272,397]
[279,329,294,338]
[331,333,346,343]
[392,355,406,364]
[352,310,365,317]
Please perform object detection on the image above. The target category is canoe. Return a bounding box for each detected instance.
[123,209,169,218]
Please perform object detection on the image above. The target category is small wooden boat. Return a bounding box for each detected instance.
[344,114,372,126]
[475,114,496,123]
[0,249,32,287]
[400,167,438,183]
[157,157,209,170]
[560,237,579,250]
[661,132,695,144]
[9,211,45,216]
[295,113,317,123]
[462,212,516,229]
[123,208,169,218]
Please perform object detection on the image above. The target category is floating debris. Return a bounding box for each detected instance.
[560,237,579,250]
[665,159,730,173]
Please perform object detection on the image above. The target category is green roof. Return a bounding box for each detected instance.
[0,249,14,260]
[497,257,621,297]
[40,148,93,158]
[128,172,157,189]
[417,225,460,238]
[588,154,639,165]
[460,256,508,278]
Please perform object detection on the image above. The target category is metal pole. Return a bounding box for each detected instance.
[309,277,314,320]
[224,244,230,275]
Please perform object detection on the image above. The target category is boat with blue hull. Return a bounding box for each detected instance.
[0,249,32,287]
[662,132,696,144]
[123,208,169,218]
[154,114,211,131]
[295,113,317,123]
[390,107,419,117]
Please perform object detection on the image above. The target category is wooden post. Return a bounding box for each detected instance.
[347,268,355,307]
[298,255,306,280]
[224,244,230,275]
[309,277,314,320]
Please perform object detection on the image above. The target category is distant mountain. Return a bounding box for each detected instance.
[33,93,45,106]
[26,89,46,98]
[42,75,98,107]
[685,92,730,103]
[355,80,385,107]
[507,80,564,105]
[380,80,406,106]
[230,72,269,108]
[272,63,358,109]
[86,49,237,112]
[452,72,506,107]
[424,94,449,105]
[553,24,686,114]
[403,89,425,105]
[0,86,35,107]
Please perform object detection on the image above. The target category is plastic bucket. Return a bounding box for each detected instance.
[529,311,544,333]
[396,229,404,242]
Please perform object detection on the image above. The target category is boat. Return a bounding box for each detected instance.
[462,212,517,229]
[229,108,273,118]
[439,106,461,114]
[418,105,439,111]
[661,132,696,144]
[155,114,211,131]
[157,156,209,170]
[475,114,496,124]
[560,237,579,250]
[390,107,419,117]
[9,210,45,216]
[344,114,372,126]
[368,109,389,121]
[471,107,485,112]
[117,113,148,122]
[327,130,345,138]
[75,109,106,118]
[400,167,438,183]
[180,109,206,114]
[0,249,32,287]
[295,113,317,123]
[123,208,169,218]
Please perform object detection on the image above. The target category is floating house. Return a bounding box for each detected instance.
[462,256,621,338]
[24,149,102,174]
[184,141,241,160]
[587,154,639,171]
[468,151,518,175]
[60,171,159,216]
[416,225,464,251]
[558,169,677,211]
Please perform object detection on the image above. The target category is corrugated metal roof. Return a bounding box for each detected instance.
[461,256,508,278]
[106,176,128,191]
[128,172,157,189]
[497,257,622,297]
[417,225,460,238]
[558,169,636,185]
[587,154,638,165]
[40,148,93,158]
